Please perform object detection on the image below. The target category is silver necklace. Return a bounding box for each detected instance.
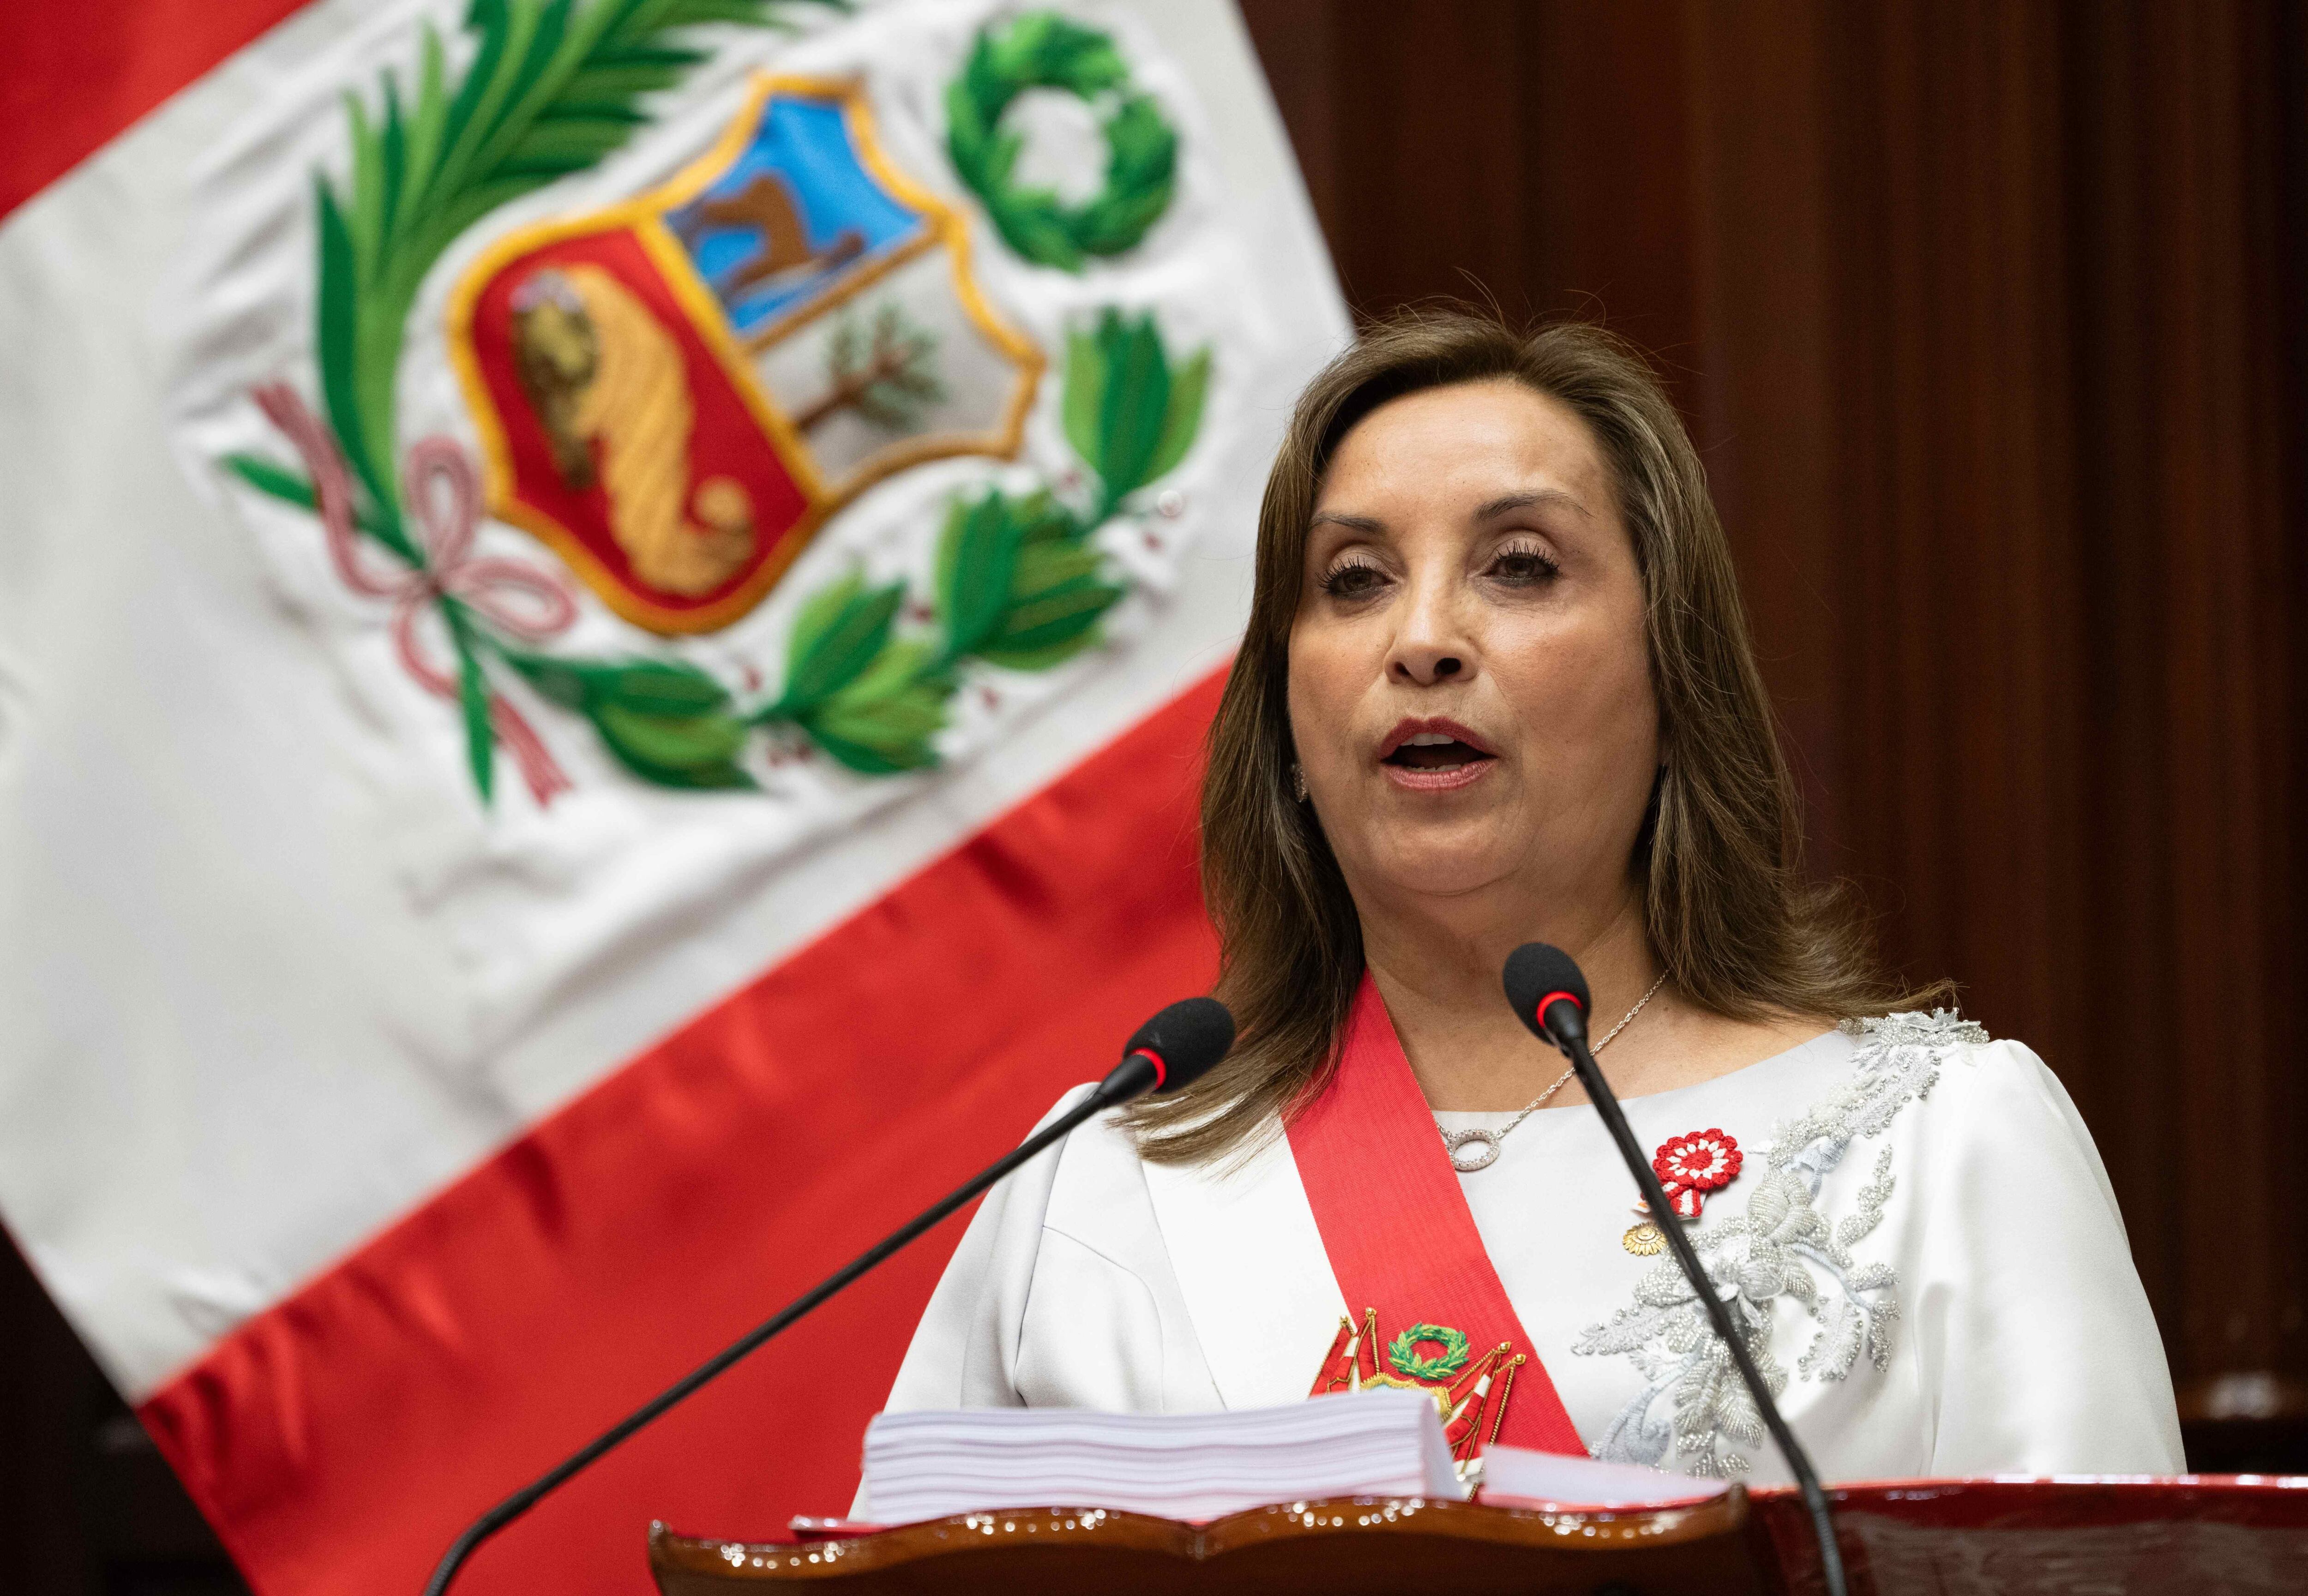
[1439,972,1669,1174]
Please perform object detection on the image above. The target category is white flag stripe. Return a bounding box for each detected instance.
[0,0,1344,1396]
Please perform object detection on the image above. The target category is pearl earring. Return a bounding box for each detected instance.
[1291,763,1308,802]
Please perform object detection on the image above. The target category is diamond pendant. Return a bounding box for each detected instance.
[1443,1128,1501,1173]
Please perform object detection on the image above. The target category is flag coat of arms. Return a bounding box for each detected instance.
[0,1,1345,1590]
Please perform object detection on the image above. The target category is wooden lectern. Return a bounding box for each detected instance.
[648,1478,2308,1595]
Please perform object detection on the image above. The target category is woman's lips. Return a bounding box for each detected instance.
[1377,717,1498,791]
[1377,716,1497,759]
[1382,755,1497,792]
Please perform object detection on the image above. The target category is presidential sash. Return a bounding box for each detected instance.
[1288,975,1586,1461]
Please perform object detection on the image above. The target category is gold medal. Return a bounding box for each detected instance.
[1621,1196,1664,1255]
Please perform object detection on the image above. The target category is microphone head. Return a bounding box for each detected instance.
[1124,997,1236,1094]
[1502,942,1590,1045]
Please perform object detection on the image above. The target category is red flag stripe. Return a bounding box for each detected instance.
[139,672,1226,1596]
[0,0,308,223]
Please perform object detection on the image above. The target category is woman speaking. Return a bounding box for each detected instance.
[878,312,2182,1482]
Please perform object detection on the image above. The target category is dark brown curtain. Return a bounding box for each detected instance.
[1242,0,2308,1454]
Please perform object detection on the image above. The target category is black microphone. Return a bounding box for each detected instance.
[1502,944,1848,1596]
[421,996,1235,1596]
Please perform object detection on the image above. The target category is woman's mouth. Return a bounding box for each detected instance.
[1378,720,1499,791]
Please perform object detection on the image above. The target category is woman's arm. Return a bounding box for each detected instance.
[876,1085,1098,1413]
[1909,1040,2183,1475]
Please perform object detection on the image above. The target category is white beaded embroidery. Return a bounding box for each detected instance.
[1572,1009,1989,1476]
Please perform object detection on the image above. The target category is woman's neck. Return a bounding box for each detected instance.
[1358,884,1658,1111]
[1357,884,1836,1113]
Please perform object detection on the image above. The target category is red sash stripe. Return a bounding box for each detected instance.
[1288,975,1586,1456]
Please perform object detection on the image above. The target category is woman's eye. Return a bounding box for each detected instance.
[1320,561,1386,599]
[1490,546,1561,586]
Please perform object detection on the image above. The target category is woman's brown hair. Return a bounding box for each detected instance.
[1126,307,1942,1164]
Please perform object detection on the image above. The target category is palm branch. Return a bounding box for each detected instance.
[317,0,837,553]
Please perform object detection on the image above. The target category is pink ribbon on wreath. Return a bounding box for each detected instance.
[252,383,576,804]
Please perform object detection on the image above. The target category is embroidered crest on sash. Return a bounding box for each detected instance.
[1311,1308,1525,1464]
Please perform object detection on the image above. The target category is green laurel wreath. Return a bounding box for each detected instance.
[740,303,1207,776]
[219,0,1210,801]
[946,12,1178,272]
[1387,1323,1472,1383]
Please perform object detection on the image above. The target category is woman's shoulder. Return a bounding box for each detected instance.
[951,1084,1153,1252]
[1737,1008,2060,1162]
[1831,1009,2068,1116]
[1023,1084,1181,1229]
[1816,1011,2115,1197]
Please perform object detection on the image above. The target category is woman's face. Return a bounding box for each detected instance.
[1287,379,1659,917]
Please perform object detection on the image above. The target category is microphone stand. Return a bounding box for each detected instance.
[1549,1020,1849,1596]
[420,1068,1151,1596]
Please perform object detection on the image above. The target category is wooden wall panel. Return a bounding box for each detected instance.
[1238,0,2308,1451]
[1677,1,1846,859]
[1327,0,1537,313]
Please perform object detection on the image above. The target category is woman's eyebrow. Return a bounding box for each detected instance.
[1307,510,1386,533]
[1474,489,1591,521]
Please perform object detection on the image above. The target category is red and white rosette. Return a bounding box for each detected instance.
[1651,1128,1743,1219]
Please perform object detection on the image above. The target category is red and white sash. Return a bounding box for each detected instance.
[1287,974,1585,1456]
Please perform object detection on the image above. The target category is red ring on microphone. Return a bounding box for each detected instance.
[1535,990,1586,1023]
[1131,1047,1168,1091]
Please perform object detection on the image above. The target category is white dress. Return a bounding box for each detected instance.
[877,1012,2184,1484]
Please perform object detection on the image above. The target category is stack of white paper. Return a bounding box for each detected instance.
[1478,1444,1730,1511]
[858,1388,1465,1523]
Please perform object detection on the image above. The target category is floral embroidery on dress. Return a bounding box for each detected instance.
[1572,1009,1989,1476]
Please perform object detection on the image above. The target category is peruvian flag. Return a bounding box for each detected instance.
[0,2,1345,1592]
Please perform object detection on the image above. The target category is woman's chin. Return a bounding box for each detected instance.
[1352,828,1529,904]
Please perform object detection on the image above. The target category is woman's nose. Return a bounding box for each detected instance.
[1390,649,1464,684]
[1386,579,1474,685]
